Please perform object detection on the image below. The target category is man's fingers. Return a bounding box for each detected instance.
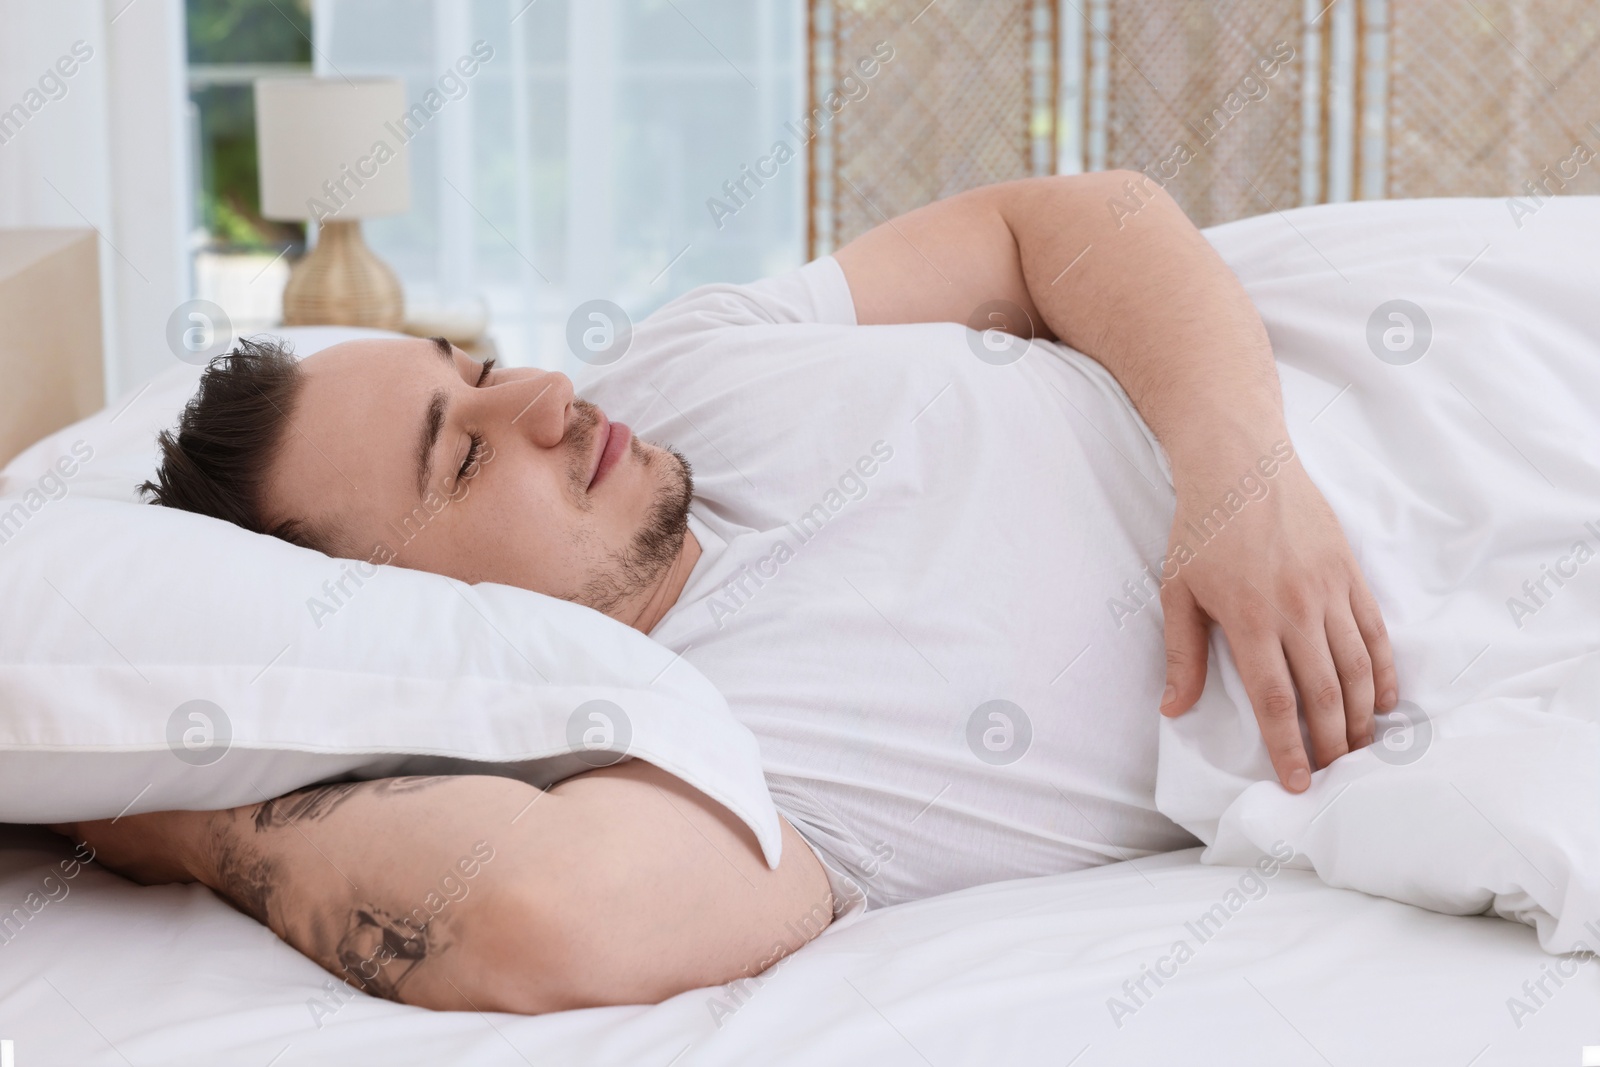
[1159,584,1210,717]
[1230,633,1311,792]
[1326,607,1376,751]
[1281,629,1350,772]
[1350,580,1398,711]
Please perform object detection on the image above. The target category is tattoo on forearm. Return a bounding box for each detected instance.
[209,828,279,927]
[253,776,453,832]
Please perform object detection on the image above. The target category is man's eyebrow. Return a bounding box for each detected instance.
[416,389,447,497]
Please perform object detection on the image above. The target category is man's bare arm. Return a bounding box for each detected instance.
[834,173,1399,791]
[53,763,833,1014]
[837,174,1281,460]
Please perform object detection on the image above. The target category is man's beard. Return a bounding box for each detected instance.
[571,436,695,617]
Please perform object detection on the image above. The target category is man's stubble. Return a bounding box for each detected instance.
[569,426,695,617]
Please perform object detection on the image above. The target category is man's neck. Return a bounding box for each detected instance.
[624,528,701,635]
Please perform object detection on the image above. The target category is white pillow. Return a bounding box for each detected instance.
[0,328,784,867]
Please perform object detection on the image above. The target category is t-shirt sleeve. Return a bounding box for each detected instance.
[576,256,860,400]
[640,255,858,332]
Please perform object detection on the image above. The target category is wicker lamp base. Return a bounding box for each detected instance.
[281,219,404,330]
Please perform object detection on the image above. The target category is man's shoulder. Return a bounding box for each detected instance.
[637,257,857,336]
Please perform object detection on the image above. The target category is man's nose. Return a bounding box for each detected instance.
[490,369,574,448]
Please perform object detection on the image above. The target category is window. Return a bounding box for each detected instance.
[182,0,803,364]
[315,0,804,370]
[186,0,313,331]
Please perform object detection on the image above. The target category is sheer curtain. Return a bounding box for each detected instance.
[313,0,804,372]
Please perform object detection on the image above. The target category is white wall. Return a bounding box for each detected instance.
[0,0,190,399]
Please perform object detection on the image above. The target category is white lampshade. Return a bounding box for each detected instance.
[254,77,410,221]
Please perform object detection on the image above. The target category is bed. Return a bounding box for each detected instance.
[2,200,1599,1064]
[2,824,1594,1066]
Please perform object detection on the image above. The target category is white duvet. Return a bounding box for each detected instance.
[1156,196,1600,956]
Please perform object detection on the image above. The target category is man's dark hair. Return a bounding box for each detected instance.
[138,335,334,553]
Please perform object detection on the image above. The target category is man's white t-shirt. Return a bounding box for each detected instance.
[577,257,1201,911]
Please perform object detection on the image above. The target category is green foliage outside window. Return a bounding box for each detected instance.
[187,0,313,250]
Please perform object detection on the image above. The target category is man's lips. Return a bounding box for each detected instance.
[586,410,632,491]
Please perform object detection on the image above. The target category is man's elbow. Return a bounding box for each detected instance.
[993,170,1176,242]
[1058,168,1173,211]
[403,877,825,1016]
[488,881,723,1013]
[403,880,600,1015]
[379,770,839,1016]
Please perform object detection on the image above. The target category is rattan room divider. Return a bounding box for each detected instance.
[1383,0,1600,203]
[806,0,1059,255]
[808,0,1600,251]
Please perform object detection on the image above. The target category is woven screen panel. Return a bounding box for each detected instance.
[810,0,1055,256]
[1100,1,1306,228]
[1386,0,1600,199]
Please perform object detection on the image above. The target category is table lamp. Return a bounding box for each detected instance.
[255,77,410,329]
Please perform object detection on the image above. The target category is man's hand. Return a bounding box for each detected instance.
[834,171,1401,790]
[1157,442,1398,791]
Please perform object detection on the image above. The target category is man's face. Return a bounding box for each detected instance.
[261,337,693,615]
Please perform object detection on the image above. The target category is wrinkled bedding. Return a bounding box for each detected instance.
[1158,196,1600,956]
[0,825,1593,1066]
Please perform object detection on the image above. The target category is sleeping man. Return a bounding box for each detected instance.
[55,172,1404,1014]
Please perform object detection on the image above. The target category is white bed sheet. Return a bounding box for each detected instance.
[0,824,1593,1066]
